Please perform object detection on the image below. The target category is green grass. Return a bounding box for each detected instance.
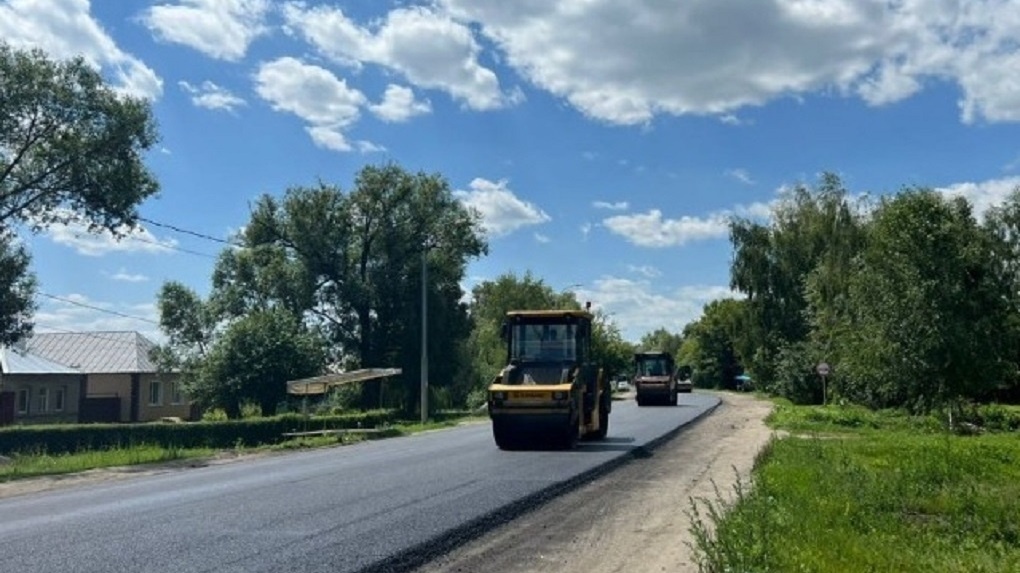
[0,445,214,482]
[690,401,1020,573]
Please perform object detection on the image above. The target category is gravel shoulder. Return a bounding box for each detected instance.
[416,391,775,573]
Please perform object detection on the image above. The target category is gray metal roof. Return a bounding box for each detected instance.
[0,347,82,375]
[24,331,159,374]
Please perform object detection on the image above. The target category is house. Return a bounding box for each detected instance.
[0,346,85,425]
[23,331,193,423]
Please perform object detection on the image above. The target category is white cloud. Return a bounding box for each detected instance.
[454,178,551,237]
[575,277,739,342]
[627,265,661,278]
[593,200,629,211]
[142,0,270,61]
[603,210,730,247]
[440,0,1020,125]
[282,3,515,110]
[35,296,163,343]
[726,169,755,185]
[108,268,150,283]
[534,232,550,244]
[179,80,246,112]
[255,57,373,153]
[369,84,432,122]
[44,215,178,256]
[581,222,593,239]
[937,176,1020,218]
[0,0,162,100]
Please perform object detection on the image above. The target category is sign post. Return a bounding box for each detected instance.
[816,362,831,405]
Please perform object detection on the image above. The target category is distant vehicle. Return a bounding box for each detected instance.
[676,364,694,393]
[633,351,678,406]
[615,379,631,392]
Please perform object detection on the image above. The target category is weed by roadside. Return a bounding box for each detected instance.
[689,403,1020,573]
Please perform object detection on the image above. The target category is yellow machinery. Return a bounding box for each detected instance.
[487,308,611,450]
[633,351,678,406]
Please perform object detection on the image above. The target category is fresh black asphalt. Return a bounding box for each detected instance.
[0,393,719,573]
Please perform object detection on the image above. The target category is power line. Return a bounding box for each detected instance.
[38,292,160,325]
[128,234,219,259]
[139,217,240,246]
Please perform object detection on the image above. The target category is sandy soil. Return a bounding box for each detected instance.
[416,391,776,573]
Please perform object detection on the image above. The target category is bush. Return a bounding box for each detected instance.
[0,410,399,455]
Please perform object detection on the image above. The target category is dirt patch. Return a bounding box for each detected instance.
[416,391,775,573]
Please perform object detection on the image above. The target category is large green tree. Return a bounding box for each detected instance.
[212,164,487,414]
[729,173,864,391]
[828,190,1013,410]
[0,43,159,344]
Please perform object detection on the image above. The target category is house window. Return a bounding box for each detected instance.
[149,380,163,406]
[37,387,49,412]
[16,388,29,414]
[170,381,183,405]
[54,386,66,412]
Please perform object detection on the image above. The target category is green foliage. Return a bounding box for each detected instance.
[0,43,159,344]
[692,407,1020,572]
[0,232,36,345]
[830,190,1012,411]
[730,173,865,392]
[200,308,325,417]
[680,298,745,389]
[0,444,210,482]
[155,163,487,416]
[0,410,398,455]
[637,327,683,358]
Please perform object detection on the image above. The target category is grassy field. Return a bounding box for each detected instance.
[690,401,1020,573]
[0,416,483,483]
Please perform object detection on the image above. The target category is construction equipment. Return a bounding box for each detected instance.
[487,307,610,450]
[633,351,678,406]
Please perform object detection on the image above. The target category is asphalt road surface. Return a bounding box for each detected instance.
[0,393,719,573]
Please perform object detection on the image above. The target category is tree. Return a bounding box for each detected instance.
[590,311,635,381]
[201,308,325,417]
[0,232,36,345]
[729,173,864,390]
[210,164,487,414]
[679,298,745,389]
[0,43,159,343]
[832,190,1013,411]
[637,328,684,359]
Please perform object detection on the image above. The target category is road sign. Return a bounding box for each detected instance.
[816,362,830,377]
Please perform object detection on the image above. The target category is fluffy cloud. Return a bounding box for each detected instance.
[575,277,739,342]
[142,0,270,61]
[369,84,432,122]
[179,80,246,112]
[0,0,162,100]
[282,3,516,110]
[44,217,178,256]
[254,57,380,152]
[440,0,1020,125]
[602,210,731,247]
[937,176,1020,218]
[593,201,629,211]
[454,178,551,237]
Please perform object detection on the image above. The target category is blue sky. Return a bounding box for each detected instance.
[3,0,1020,344]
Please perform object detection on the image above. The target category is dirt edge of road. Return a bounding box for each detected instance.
[416,391,775,573]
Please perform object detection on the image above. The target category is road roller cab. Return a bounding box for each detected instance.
[488,307,611,450]
[634,351,679,406]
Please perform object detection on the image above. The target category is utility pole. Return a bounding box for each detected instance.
[420,245,428,424]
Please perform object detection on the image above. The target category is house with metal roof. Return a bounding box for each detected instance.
[0,346,85,425]
[20,331,192,423]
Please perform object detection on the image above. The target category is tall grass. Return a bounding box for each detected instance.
[0,445,212,482]
[689,403,1020,572]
